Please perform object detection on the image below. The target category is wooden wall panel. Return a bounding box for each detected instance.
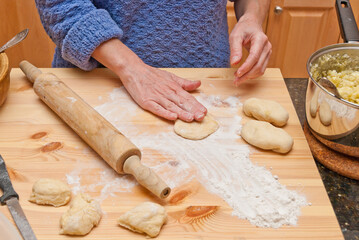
[0,0,55,69]
[266,0,340,78]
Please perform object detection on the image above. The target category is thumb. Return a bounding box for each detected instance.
[229,35,243,66]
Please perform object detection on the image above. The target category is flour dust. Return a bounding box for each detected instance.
[66,86,307,228]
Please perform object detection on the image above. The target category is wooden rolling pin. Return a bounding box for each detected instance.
[19,60,171,199]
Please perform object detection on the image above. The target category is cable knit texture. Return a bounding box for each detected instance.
[35,0,232,70]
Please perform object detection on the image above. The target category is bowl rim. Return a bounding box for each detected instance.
[306,43,359,109]
[0,53,9,82]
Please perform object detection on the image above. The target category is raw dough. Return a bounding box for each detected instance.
[59,193,102,236]
[241,120,293,154]
[319,100,332,126]
[174,114,219,140]
[118,202,167,238]
[28,178,71,207]
[243,98,289,127]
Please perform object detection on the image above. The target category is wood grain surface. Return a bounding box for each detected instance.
[0,68,343,239]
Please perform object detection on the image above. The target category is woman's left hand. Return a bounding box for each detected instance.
[229,14,272,86]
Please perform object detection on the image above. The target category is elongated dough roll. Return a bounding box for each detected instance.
[241,120,293,154]
[243,98,289,127]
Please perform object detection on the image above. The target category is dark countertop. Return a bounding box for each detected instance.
[284,78,359,240]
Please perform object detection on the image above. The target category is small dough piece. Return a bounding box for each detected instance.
[243,98,289,127]
[118,202,167,238]
[319,100,332,126]
[59,193,102,236]
[241,120,293,154]
[29,178,71,207]
[174,114,219,140]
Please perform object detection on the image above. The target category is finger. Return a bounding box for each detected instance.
[156,97,195,122]
[235,35,267,78]
[165,82,207,115]
[229,34,243,66]
[174,76,201,92]
[234,49,271,86]
[141,100,178,121]
[234,44,271,86]
[171,90,207,121]
[260,48,272,74]
[258,45,272,75]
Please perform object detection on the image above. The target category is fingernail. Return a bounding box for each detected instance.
[185,113,194,121]
[235,71,242,77]
[171,113,178,119]
[196,112,204,120]
[231,56,241,64]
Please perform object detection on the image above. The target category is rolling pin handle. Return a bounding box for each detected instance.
[123,155,171,199]
[19,60,42,83]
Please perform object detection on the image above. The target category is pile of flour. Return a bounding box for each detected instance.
[68,87,307,228]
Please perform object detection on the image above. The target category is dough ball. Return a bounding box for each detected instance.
[28,178,71,207]
[241,120,293,154]
[118,202,167,238]
[174,114,219,140]
[243,98,289,127]
[60,193,102,236]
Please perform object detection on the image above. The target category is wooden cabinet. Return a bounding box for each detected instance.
[227,0,344,78]
[0,1,55,69]
[352,0,359,23]
[266,0,341,78]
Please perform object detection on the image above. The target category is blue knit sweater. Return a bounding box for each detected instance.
[35,0,234,70]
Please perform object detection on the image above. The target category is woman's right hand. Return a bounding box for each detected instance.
[92,39,207,122]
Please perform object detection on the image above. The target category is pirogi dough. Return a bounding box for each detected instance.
[174,114,219,140]
[118,202,167,238]
[241,120,293,154]
[243,98,289,127]
[60,193,102,236]
[28,178,71,207]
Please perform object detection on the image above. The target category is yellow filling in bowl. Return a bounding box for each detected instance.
[327,69,359,104]
[310,53,359,105]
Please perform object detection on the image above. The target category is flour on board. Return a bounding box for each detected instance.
[66,97,77,103]
[67,86,307,228]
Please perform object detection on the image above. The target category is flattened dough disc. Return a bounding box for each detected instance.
[174,114,219,140]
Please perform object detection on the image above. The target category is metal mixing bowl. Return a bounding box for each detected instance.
[306,43,359,157]
[305,0,359,157]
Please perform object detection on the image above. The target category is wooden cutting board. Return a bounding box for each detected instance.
[0,68,343,239]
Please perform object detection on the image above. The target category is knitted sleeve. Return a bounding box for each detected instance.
[35,0,123,70]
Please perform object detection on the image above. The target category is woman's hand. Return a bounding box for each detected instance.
[230,0,272,86]
[92,39,207,122]
[119,60,207,122]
